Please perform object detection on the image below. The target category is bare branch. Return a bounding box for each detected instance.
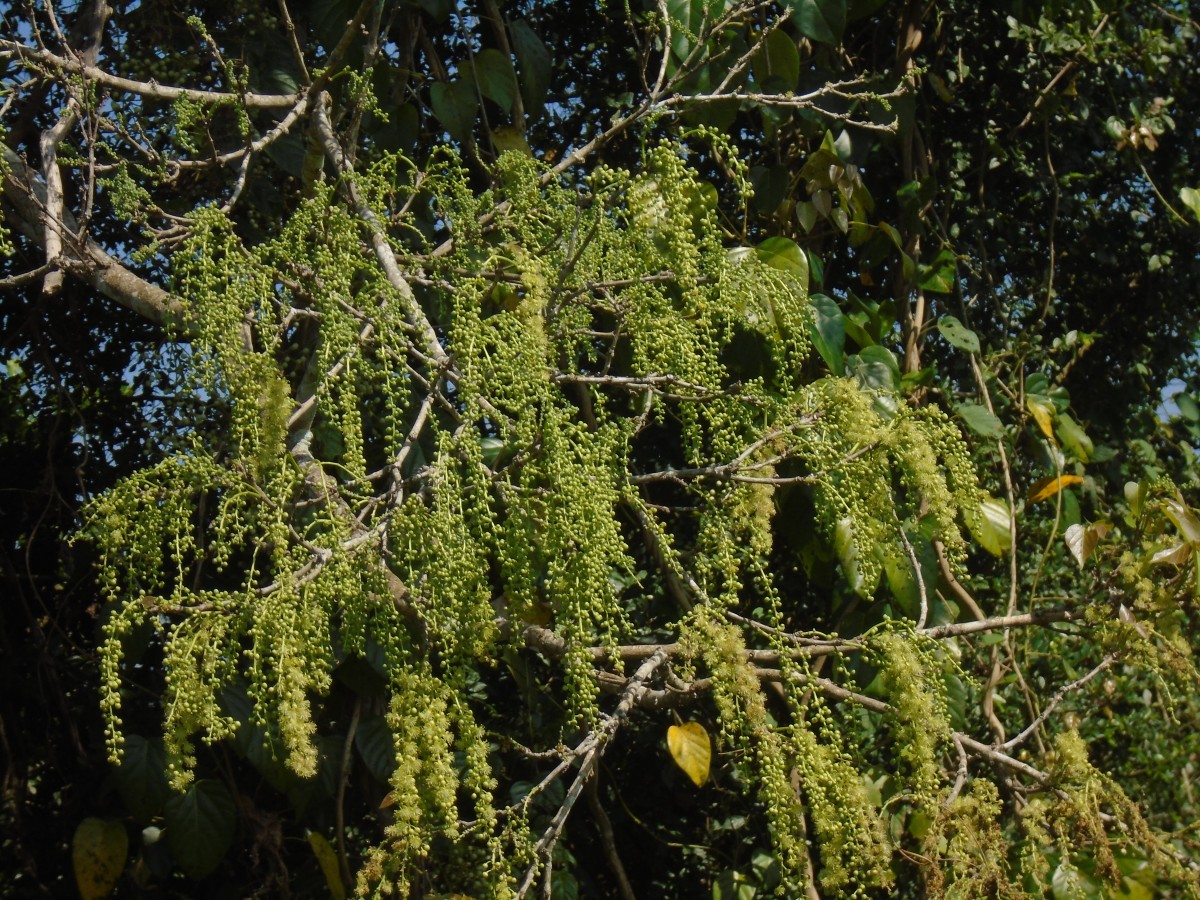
[0,40,301,108]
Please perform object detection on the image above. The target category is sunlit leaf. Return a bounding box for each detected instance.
[1179,186,1200,224]
[1176,392,1200,422]
[667,721,712,787]
[307,831,346,900]
[756,235,809,286]
[1125,480,1147,520]
[808,292,845,375]
[1027,474,1084,503]
[1163,497,1200,544]
[490,126,530,155]
[956,402,1002,438]
[835,515,878,594]
[1064,521,1110,568]
[1151,543,1192,567]
[1026,396,1057,441]
[73,818,128,900]
[918,249,957,293]
[968,497,1011,556]
[1055,412,1093,462]
[937,315,980,353]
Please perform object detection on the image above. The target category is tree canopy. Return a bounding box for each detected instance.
[3,0,1200,897]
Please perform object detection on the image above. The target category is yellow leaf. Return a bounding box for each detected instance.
[306,831,346,900]
[1027,474,1083,503]
[1026,396,1057,441]
[667,722,711,788]
[73,818,128,900]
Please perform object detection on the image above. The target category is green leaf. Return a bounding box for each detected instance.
[968,497,1011,557]
[164,780,236,879]
[789,0,847,44]
[835,516,876,595]
[1052,859,1102,900]
[667,722,712,787]
[795,200,818,232]
[415,0,451,21]
[956,402,1002,438]
[1179,186,1200,224]
[808,293,845,375]
[73,818,128,900]
[755,235,809,287]
[849,345,900,394]
[510,20,552,116]
[114,735,172,822]
[937,315,980,353]
[471,48,519,114]
[355,715,397,783]
[1124,480,1147,520]
[1055,412,1093,462]
[918,249,957,293]
[754,28,800,92]
[430,79,477,142]
[1175,392,1200,422]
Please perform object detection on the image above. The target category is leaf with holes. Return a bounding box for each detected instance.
[938,315,980,353]
[73,818,128,900]
[667,722,712,787]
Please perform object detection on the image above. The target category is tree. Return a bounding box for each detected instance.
[3,0,1200,896]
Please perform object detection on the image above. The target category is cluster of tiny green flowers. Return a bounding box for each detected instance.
[867,630,951,804]
[78,122,1014,896]
[390,440,495,665]
[361,666,463,898]
[679,610,813,889]
[788,723,894,894]
[919,778,1016,897]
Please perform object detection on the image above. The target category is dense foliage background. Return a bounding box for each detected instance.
[3,0,1200,897]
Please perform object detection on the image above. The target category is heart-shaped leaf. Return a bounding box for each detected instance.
[164,780,236,879]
